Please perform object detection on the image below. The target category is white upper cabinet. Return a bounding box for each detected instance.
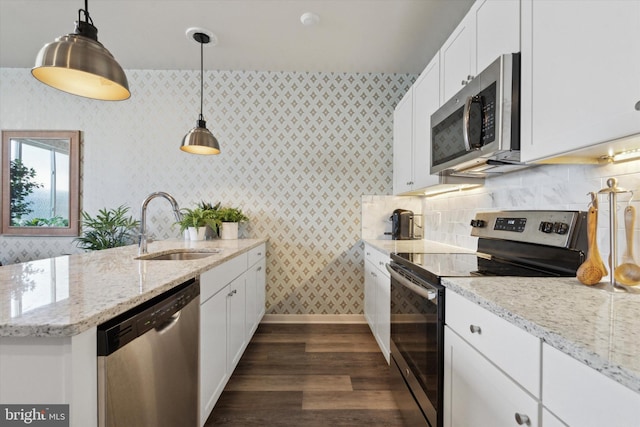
[412,55,442,190]
[393,89,414,195]
[440,0,521,103]
[520,0,640,162]
[393,55,441,195]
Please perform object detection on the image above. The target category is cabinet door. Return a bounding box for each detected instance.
[227,274,247,372]
[440,12,475,103]
[245,257,266,339]
[393,89,414,195]
[542,343,640,427]
[255,257,266,322]
[441,0,521,104]
[200,287,228,426]
[443,327,539,427]
[542,408,568,427]
[374,269,390,363]
[475,0,520,73]
[520,0,640,162]
[364,258,377,331]
[412,54,441,187]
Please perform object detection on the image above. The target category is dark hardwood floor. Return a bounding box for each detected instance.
[205,323,406,426]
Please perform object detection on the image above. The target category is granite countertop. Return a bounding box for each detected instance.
[0,238,267,338]
[443,276,640,394]
[364,239,475,255]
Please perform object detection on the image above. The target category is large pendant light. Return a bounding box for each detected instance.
[180,30,220,155]
[31,0,130,101]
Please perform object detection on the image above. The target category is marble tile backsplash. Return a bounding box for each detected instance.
[422,161,640,256]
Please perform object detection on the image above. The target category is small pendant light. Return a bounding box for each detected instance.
[180,30,220,155]
[31,0,130,101]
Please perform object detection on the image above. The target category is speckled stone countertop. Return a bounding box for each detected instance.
[0,238,267,338]
[443,276,640,394]
[363,239,475,255]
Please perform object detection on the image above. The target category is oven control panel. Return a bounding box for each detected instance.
[470,210,584,248]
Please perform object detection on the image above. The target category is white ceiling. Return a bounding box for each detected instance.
[0,0,474,74]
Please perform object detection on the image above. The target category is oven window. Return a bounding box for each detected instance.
[391,280,440,410]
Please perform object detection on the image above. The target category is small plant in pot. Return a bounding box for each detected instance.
[216,206,249,240]
[74,205,140,251]
[197,201,221,239]
[177,207,219,241]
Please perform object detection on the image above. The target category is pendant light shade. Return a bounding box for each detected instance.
[181,30,220,155]
[31,1,130,101]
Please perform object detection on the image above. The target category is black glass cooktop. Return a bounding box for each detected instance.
[392,250,580,285]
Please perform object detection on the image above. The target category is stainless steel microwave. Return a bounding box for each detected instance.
[430,53,527,177]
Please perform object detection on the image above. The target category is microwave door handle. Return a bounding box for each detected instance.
[386,264,437,300]
[463,95,473,151]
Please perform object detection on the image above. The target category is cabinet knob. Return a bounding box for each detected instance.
[228,289,238,297]
[257,266,262,271]
[469,324,482,334]
[514,413,530,425]
[366,252,371,256]
[635,100,640,111]
[461,80,467,86]
[257,252,262,256]
[467,75,474,81]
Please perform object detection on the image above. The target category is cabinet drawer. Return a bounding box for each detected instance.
[247,243,266,267]
[201,253,248,302]
[543,343,640,427]
[446,291,541,397]
[364,244,390,277]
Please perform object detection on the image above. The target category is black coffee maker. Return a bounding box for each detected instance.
[391,209,414,240]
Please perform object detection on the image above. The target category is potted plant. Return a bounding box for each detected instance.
[197,200,221,239]
[74,205,140,251]
[177,207,219,240]
[215,206,249,240]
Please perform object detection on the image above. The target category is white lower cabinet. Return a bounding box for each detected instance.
[444,326,539,427]
[227,274,247,371]
[363,244,390,362]
[199,243,267,426]
[542,343,640,427]
[245,246,267,338]
[199,282,229,426]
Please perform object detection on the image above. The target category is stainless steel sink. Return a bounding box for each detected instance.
[136,249,222,261]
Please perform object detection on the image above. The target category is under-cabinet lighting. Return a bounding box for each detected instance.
[600,148,640,164]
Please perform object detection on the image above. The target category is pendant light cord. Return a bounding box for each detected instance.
[199,39,204,121]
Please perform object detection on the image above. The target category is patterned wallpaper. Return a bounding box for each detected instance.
[0,68,414,315]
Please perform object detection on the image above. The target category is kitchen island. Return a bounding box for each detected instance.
[0,238,267,427]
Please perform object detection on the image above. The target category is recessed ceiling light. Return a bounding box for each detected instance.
[300,12,320,26]
[186,27,217,46]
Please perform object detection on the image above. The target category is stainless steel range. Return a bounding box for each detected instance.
[387,210,588,427]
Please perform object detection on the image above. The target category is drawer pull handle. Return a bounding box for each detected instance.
[469,324,482,334]
[257,266,262,271]
[514,413,530,425]
[228,289,237,297]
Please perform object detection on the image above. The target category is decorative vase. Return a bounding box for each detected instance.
[188,226,206,241]
[220,222,239,240]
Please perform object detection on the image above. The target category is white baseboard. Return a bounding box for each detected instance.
[261,314,366,324]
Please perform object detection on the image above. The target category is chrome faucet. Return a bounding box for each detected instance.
[138,192,182,255]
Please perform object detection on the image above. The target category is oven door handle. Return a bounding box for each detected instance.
[385,264,437,301]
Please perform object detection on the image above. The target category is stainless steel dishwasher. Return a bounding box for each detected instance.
[97,278,199,427]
